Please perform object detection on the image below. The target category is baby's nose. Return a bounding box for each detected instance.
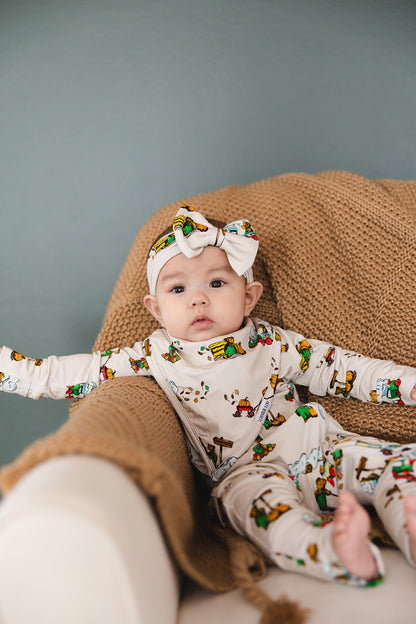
[190,291,208,306]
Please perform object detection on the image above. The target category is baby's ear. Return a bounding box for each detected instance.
[244,281,263,316]
[143,294,163,324]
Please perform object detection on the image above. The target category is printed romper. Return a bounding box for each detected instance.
[2,317,416,585]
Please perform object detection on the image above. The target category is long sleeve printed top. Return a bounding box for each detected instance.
[1,318,416,483]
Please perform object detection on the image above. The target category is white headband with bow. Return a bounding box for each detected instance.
[147,205,259,294]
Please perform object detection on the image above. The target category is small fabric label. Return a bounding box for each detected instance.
[256,398,272,423]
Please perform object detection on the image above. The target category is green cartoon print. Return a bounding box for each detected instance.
[162,345,181,363]
[275,552,305,566]
[223,219,258,240]
[239,220,258,239]
[296,405,318,422]
[319,456,339,488]
[354,440,405,496]
[65,381,97,398]
[263,412,286,429]
[248,323,273,348]
[151,232,176,256]
[331,447,343,484]
[129,356,149,372]
[330,369,356,397]
[296,340,311,371]
[253,436,276,461]
[100,349,122,380]
[100,349,120,359]
[207,337,246,360]
[173,206,209,237]
[285,381,296,402]
[302,512,331,529]
[391,457,416,483]
[250,489,291,529]
[199,438,218,468]
[314,477,337,511]
[371,378,404,405]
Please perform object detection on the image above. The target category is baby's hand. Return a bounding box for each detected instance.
[411,384,416,401]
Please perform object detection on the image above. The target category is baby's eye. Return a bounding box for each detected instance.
[171,285,185,294]
[210,279,225,289]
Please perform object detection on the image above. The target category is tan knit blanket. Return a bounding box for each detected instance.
[1,171,416,620]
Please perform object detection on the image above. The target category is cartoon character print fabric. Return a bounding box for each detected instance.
[3,317,416,482]
[146,205,259,295]
[2,317,416,585]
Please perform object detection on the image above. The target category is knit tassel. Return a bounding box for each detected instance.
[230,542,310,624]
[260,596,310,624]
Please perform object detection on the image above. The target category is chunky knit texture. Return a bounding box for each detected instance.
[1,171,416,622]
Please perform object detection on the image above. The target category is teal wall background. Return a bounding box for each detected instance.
[1,0,415,466]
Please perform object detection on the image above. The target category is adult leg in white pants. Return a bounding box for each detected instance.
[0,455,179,624]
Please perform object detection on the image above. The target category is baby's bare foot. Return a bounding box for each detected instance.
[332,491,378,580]
[404,494,416,564]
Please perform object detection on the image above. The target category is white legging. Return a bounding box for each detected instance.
[212,437,416,586]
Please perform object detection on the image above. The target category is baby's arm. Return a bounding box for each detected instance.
[277,328,416,406]
[0,343,151,400]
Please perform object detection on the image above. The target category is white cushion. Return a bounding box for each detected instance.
[1,455,414,624]
[179,547,416,624]
[0,456,179,624]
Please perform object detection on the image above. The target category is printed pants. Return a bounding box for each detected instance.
[212,424,416,585]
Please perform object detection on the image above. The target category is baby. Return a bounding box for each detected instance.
[2,205,416,586]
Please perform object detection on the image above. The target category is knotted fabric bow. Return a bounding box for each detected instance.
[147,205,259,294]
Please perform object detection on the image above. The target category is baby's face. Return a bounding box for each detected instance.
[144,246,262,342]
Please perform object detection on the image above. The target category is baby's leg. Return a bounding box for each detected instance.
[211,462,383,586]
[333,491,378,579]
[404,494,416,564]
[371,448,416,567]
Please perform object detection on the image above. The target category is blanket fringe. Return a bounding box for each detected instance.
[230,543,310,624]
[260,597,310,624]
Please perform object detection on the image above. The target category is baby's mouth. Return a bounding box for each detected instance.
[192,315,213,328]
